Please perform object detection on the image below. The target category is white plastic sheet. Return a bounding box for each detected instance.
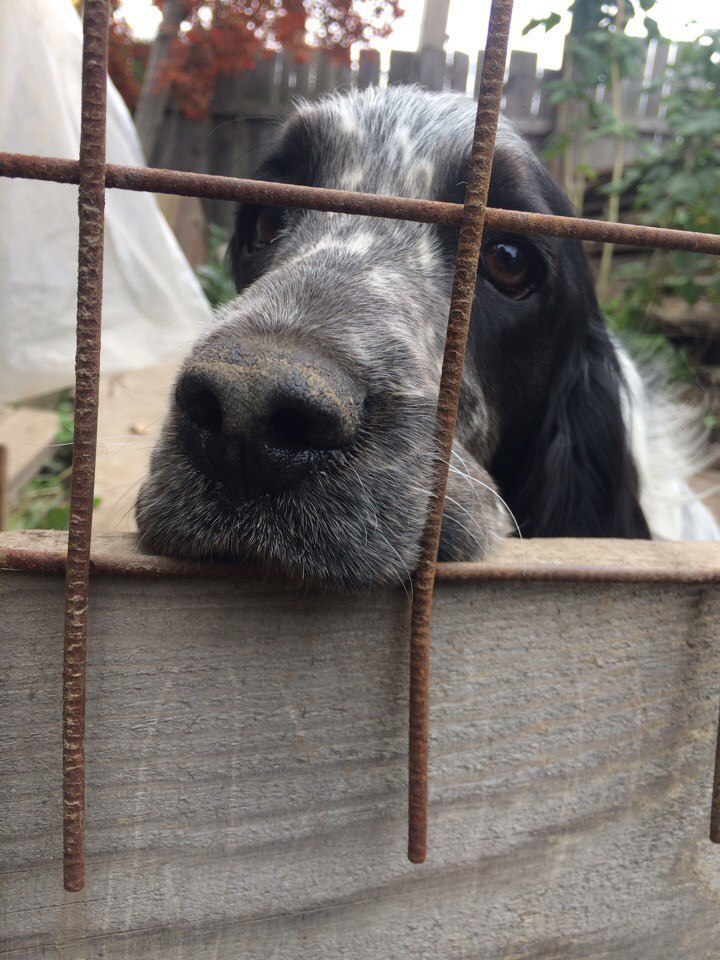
[0,0,213,403]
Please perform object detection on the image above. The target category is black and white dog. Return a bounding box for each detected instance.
[136,87,719,586]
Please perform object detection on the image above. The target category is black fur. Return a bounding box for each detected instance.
[137,88,654,588]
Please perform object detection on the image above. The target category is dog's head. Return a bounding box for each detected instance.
[137,87,647,587]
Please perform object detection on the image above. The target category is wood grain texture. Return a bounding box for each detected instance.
[1,536,720,958]
[2,530,720,583]
[0,409,58,501]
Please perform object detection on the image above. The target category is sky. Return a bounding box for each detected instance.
[119,0,719,70]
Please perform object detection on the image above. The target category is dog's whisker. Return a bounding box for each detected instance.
[131,84,719,589]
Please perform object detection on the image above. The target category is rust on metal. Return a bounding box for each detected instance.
[712,698,720,843]
[712,701,720,842]
[62,0,110,894]
[407,0,514,864]
[0,0,719,887]
[2,539,720,585]
[3,152,720,256]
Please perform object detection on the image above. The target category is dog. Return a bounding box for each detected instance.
[136,86,719,587]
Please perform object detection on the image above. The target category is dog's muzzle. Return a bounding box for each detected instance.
[175,344,365,499]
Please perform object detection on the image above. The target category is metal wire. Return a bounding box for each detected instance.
[62,0,110,893]
[0,0,717,882]
[3,152,720,255]
[407,0,514,864]
[712,703,720,843]
[3,540,720,585]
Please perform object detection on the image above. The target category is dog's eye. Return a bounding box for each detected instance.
[481,240,533,299]
[247,206,286,253]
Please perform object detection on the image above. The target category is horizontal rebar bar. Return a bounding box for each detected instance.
[2,542,719,585]
[2,151,720,256]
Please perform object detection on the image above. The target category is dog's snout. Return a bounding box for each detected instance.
[176,347,364,497]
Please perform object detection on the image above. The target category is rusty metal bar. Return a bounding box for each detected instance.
[407,0,514,864]
[0,0,717,884]
[62,0,110,893]
[712,700,720,843]
[3,152,720,256]
[2,539,720,585]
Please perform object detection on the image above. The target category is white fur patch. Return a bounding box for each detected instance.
[616,343,720,540]
[339,166,366,191]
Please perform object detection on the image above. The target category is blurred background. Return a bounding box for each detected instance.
[1,0,719,533]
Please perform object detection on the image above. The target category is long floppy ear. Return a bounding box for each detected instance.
[506,325,651,538]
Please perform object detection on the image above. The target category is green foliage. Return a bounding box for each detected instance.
[8,392,102,531]
[8,392,79,530]
[604,31,720,371]
[525,1,657,181]
[522,12,561,35]
[526,4,719,384]
[196,224,237,309]
[620,32,720,238]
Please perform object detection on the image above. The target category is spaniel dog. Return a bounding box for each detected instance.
[136,86,719,586]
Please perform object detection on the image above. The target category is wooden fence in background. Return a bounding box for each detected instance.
[150,38,679,227]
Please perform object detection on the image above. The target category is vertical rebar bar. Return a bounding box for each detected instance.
[407,0,514,864]
[711,701,720,844]
[62,0,110,893]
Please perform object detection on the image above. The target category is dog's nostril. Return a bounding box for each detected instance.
[267,407,315,451]
[179,384,223,432]
[177,349,364,496]
[266,404,351,452]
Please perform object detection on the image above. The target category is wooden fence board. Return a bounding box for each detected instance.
[644,39,671,120]
[388,49,419,87]
[357,48,380,90]
[473,49,486,100]
[149,37,678,224]
[450,51,469,93]
[1,532,719,958]
[417,47,446,92]
[503,50,538,123]
[0,409,59,504]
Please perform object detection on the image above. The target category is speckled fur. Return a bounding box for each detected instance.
[136,86,717,588]
[137,89,511,586]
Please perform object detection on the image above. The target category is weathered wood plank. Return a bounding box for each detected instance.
[473,50,485,100]
[389,50,419,87]
[503,50,537,123]
[1,534,719,958]
[2,531,720,582]
[357,48,380,90]
[0,409,59,502]
[450,51,469,94]
[313,49,334,97]
[644,39,671,120]
[417,47,446,92]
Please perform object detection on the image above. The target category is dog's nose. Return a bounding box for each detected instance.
[175,348,364,497]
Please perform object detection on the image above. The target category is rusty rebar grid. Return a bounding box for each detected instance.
[0,0,718,886]
[3,152,720,256]
[62,0,110,893]
[407,0,514,864]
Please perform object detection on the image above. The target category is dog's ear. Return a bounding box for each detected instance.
[504,325,651,538]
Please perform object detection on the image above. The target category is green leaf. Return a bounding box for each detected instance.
[643,17,660,40]
[521,11,561,36]
[43,506,72,530]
